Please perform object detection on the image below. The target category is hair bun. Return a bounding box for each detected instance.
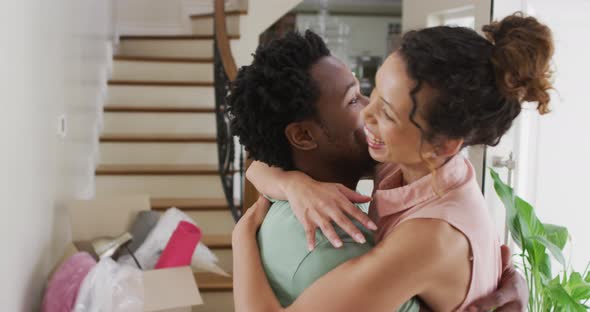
[483,12,554,114]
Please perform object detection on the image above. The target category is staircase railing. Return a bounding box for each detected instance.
[213,0,256,221]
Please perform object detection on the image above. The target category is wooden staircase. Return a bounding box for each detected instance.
[96,7,249,312]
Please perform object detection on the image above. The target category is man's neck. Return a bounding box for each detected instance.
[292,157,360,190]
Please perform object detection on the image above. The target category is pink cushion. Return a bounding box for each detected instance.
[42,252,96,312]
[155,221,201,269]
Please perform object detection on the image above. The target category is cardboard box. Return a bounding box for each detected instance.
[54,195,203,312]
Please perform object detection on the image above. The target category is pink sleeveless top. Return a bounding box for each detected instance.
[369,155,501,310]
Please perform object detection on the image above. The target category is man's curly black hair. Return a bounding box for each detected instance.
[226,30,330,170]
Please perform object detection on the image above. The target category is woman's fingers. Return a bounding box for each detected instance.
[336,185,377,231]
[317,219,343,248]
[302,211,317,251]
[500,244,513,271]
[331,212,366,244]
[336,184,372,203]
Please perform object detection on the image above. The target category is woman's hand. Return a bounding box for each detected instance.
[233,196,271,236]
[283,174,377,251]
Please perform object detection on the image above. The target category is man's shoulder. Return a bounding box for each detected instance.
[258,199,309,252]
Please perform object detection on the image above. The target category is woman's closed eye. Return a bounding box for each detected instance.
[383,107,395,122]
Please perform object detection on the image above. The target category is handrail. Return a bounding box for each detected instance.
[213,0,257,220]
[214,0,238,81]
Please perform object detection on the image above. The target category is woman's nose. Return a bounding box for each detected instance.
[361,95,377,124]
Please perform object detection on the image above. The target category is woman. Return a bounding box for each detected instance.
[233,13,553,311]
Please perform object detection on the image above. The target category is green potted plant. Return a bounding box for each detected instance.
[490,169,590,311]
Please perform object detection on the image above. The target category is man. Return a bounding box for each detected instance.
[226,30,526,311]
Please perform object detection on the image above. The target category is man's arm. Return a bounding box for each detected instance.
[465,245,528,311]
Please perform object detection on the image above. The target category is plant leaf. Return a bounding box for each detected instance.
[489,169,523,247]
[538,252,553,282]
[545,223,569,250]
[545,277,588,312]
[530,235,567,267]
[515,196,545,237]
[568,272,590,301]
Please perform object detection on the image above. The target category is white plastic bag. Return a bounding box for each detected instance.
[119,207,228,276]
[74,257,144,312]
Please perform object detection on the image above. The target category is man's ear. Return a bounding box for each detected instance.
[285,122,318,151]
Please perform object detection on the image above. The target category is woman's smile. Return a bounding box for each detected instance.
[364,126,385,149]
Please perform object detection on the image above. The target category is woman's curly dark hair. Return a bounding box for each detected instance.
[399,12,553,147]
[226,30,330,170]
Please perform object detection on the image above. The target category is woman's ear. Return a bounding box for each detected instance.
[436,137,464,158]
[285,122,318,151]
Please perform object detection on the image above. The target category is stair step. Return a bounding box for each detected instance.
[120,35,240,40]
[190,11,243,36]
[201,234,232,249]
[100,133,217,143]
[111,59,213,83]
[113,55,213,63]
[99,142,218,166]
[104,106,215,113]
[118,39,215,59]
[151,198,228,211]
[96,164,223,175]
[117,35,238,59]
[107,85,214,109]
[190,10,247,18]
[108,80,214,87]
[95,175,225,198]
[102,112,216,136]
[187,210,235,236]
[195,272,233,291]
[193,292,234,312]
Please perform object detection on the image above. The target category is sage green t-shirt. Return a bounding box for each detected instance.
[257,199,419,311]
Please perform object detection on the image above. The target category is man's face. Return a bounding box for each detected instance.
[308,56,374,173]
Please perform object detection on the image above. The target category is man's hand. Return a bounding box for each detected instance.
[465,245,528,311]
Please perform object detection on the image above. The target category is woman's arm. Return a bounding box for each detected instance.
[246,161,376,249]
[232,197,284,312]
[232,198,470,312]
[246,160,305,200]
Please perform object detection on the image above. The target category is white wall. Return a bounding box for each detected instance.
[231,0,303,67]
[0,0,113,310]
[296,14,401,65]
[402,0,491,33]
[527,0,590,272]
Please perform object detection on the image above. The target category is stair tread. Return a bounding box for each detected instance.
[151,197,228,210]
[104,106,215,113]
[195,272,233,291]
[201,234,232,249]
[113,55,214,63]
[108,80,214,87]
[100,133,217,143]
[120,34,240,40]
[96,164,223,175]
[190,10,247,19]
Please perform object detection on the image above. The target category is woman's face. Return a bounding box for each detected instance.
[361,53,435,165]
